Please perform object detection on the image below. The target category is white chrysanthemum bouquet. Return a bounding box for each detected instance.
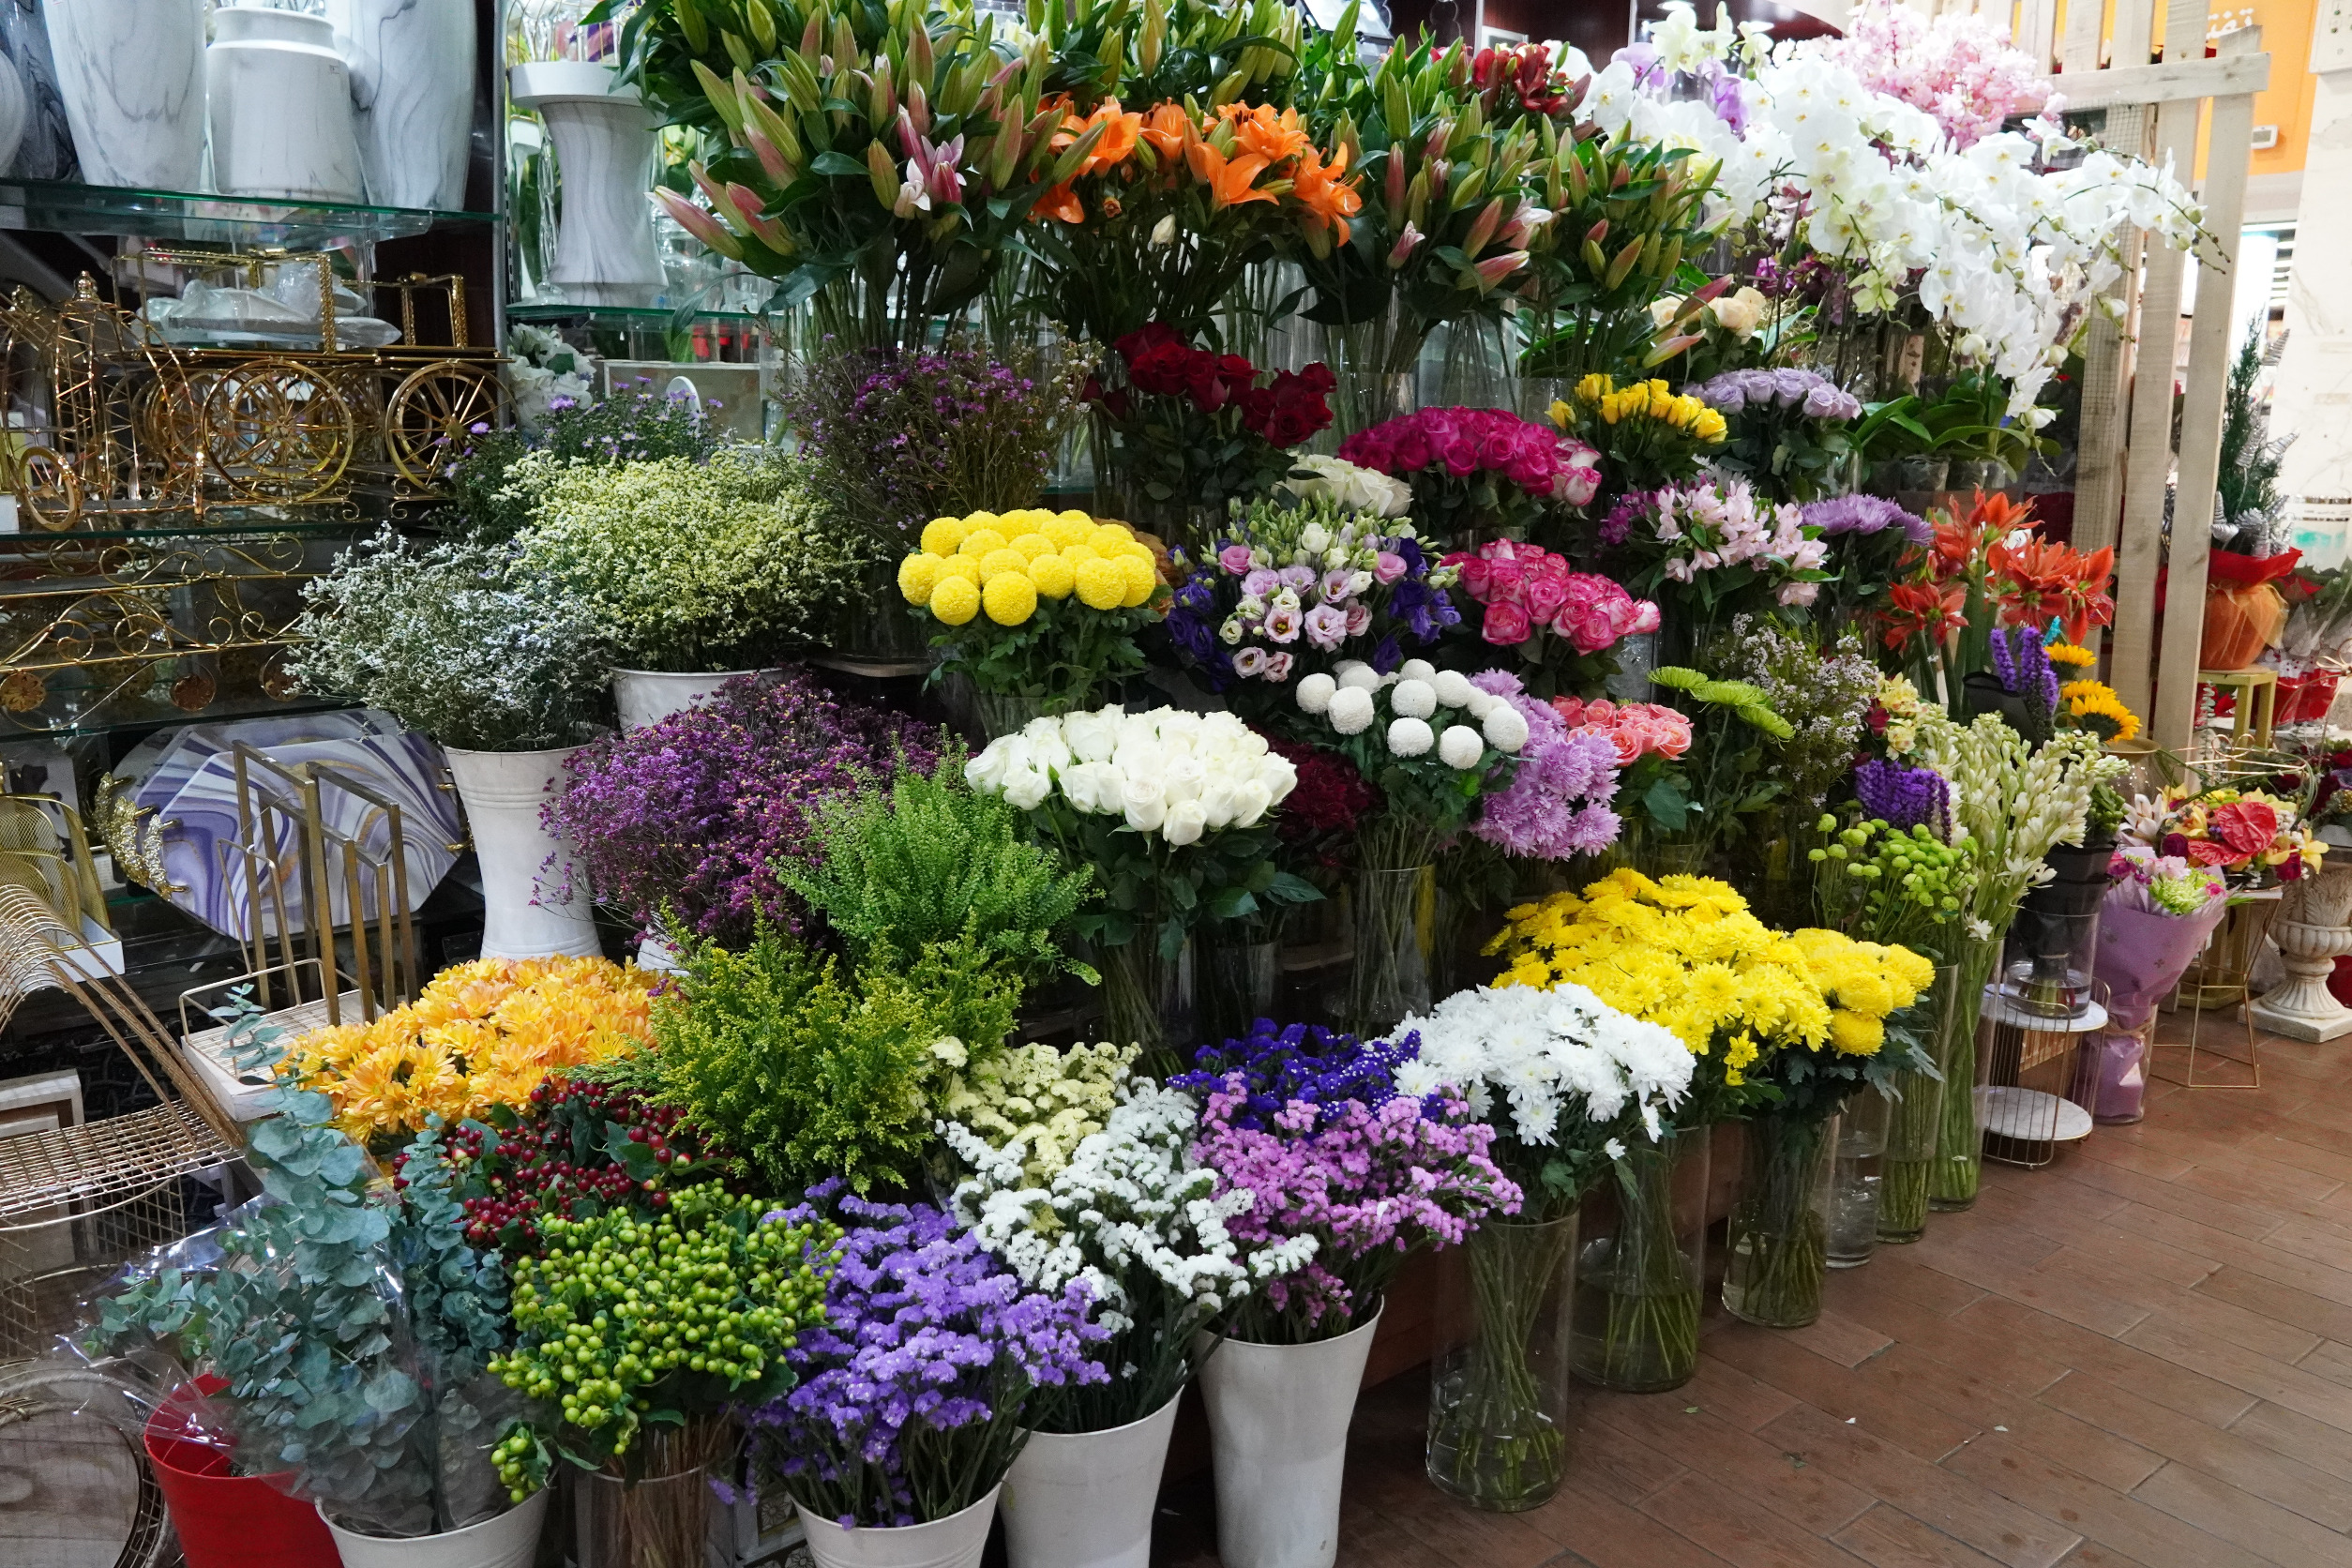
[1290,656,1531,867]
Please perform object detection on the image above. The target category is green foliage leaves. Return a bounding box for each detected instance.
[654,929,1018,1193]
[782,761,1097,988]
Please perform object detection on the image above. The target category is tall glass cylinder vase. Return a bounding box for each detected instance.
[1199,935,1280,1046]
[969,685,1046,741]
[1571,1127,1710,1394]
[1344,865,1437,1037]
[572,1420,735,1568]
[1879,959,1958,1244]
[1427,1214,1578,1513]
[1827,1089,1890,1268]
[1722,1111,1839,1328]
[1930,933,2004,1212]
[1102,934,1196,1079]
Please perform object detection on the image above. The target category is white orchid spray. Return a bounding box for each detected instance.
[942,1081,1317,1433]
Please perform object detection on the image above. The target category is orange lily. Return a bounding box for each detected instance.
[1036,179,1085,222]
[1223,101,1311,166]
[1880,580,1968,653]
[1054,97,1140,178]
[1138,102,1192,166]
[1987,534,2115,641]
[1290,143,1363,245]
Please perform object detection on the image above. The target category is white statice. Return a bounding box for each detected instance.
[1438,725,1485,769]
[1280,453,1413,519]
[966,705,1296,839]
[1395,982,1694,1153]
[943,1083,1319,1343]
[1591,2,2200,415]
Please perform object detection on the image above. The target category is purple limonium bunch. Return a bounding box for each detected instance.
[1800,493,1933,547]
[1183,1027,1520,1343]
[1854,757,1953,839]
[1467,670,1622,859]
[746,1185,1107,1529]
[543,670,940,945]
[1989,623,2059,717]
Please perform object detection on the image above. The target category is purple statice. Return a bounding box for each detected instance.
[746,1186,1106,1529]
[1989,624,2059,716]
[1172,1021,1426,1131]
[1800,493,1933,547]
[542,670,940,944]
[1190,1068,1520,1342]
[1854,757,1952,839]
[1468,671,1622,859]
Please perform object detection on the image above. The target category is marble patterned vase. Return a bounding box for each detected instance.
[206,8,364,203]
[509,60,665,308]
[326,0,475,209]
[46,0,204,188]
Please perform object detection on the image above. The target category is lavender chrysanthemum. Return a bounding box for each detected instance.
[1467,671,1622,859]
[1799,493,1932,546]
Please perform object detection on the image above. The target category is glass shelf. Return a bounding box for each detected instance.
[0,695,354,746]
[0,179,496,247]
[509,303,761,324]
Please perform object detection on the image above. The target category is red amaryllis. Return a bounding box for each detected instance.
[1986,533,2116,642]
[1879,580,1968,652]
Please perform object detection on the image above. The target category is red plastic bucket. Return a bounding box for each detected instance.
[143,1378,340,1568]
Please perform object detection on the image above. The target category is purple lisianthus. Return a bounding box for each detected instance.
[1468,671,1623,859]
[543,670,939,944]
[1799,493,1932,546]
[746,1186,1108,1529]
[1243,567,1281,599]
[1854,757,1953,839]
[1302,604,1349,650]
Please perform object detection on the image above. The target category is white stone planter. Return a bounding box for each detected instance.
[1001,1392,1182,1568]
[326,0,475,209]
[206,8,364,203]
[798,1485,1000,1568]
[48,0,204,189]
[445,746,601,960]
[611,667,771,731]
[509,61,665,307]
[321,1488,547,1568]
[1198,1308,1381,1568]
[2252,861,2352,1041]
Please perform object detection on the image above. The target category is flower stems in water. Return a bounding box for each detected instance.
[1428,1218,1576,1512]
[1722,1115,1833,1329]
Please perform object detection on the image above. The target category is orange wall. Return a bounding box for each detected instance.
[2051,0,2314,180]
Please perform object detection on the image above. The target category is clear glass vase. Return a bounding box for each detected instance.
[829,557,934,665]
[1879,959,1957,1244]
[1427,1214,1579,1513]
[1571,1127,1709,1394]
[1198,936,1279,1048]
[1102,934,1196,1079]
[1722,1112,1839,1328]
[969,685,1046,741]
[1343,865,1436,1036]
[1827,1089,1890,1268]
[572,1424,734,1568]
[1930,934,2004,1212]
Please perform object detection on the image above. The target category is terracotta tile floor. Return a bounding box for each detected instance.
[1153,1029,2352,1567]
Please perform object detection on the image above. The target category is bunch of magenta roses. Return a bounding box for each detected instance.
[1445,538,1663,698]
[1339,406,1602,545]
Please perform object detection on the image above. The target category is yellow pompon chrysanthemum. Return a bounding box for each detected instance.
[920,517,970,556]
[1028,551,1077,599]
[983,570,1038,626]
[957,527,1009,558]
[897,552,943,606]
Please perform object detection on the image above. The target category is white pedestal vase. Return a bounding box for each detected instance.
[1198,1309,1381,1568]
[508,61,665,308]
[324,0,475,209]
[320,1489,547,1568]
[611,667,771,731]
[635,933,686,973]
[206,8,364,203]
[445,746,602,960]
[47,0,204,188]
[1000,1393,1182,1568]
[797,1486,1000,1568]
[2251,861,2352,1041]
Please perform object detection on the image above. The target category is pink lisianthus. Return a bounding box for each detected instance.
[1218,544,1255,576]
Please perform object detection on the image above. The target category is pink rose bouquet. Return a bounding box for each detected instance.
[1549,697,1695,768]
[1339,406,1602,546]
[1443,538,1662,699]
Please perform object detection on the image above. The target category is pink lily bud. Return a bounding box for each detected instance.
[1462,197,1505,260]
[1500,204,1550,250]
[1384,144,1408,213]
[1470,250,1528,290]
[1388,221,1425,269]
[905,82,930,139]
[1425,121,1451,162]
[1584,218,1609,247]
[654,188,745,260]
[746,122,792,185]
[898,107,922,158]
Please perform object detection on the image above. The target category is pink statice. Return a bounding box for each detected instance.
[1469,671,1622,860]
[1826,0,2052,149]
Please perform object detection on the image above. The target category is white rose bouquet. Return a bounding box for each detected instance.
[1291,657,1532,869]
[1279,455,1414,518]
[942,1079,1317,1435]
[964,705,1319,961]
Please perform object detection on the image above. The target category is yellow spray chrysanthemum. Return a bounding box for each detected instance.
[983,570,1039,626]
[279,957,657,1145]
[930,574,981,625]
[897,552,943,606]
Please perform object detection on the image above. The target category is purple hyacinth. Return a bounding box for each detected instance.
[1990,624,2059,716]
[1799,493,1933,546]
[1854,757,1952,839]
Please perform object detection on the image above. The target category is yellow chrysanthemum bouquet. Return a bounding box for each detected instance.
[897,507,1170,720]
[279,957,658,1147]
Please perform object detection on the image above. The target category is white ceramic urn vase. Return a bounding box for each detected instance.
[1000,1393,1183,1568]
[320,1489,548,1568]
[797,1485,1001,1568]
[611,667,771,731]
[444,746,602,960]
[1197,1310,1381,1568]
[508,60,665,307]
[47,0,204,188]
[325,0,476,209]
[206,7,365,203]
[2251,860,2352,1041]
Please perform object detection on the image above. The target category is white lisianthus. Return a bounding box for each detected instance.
[1438,725,1485,769]
[1390,677,1437,719]
[1388,716,1435,757]
[1329,686,1377,735]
